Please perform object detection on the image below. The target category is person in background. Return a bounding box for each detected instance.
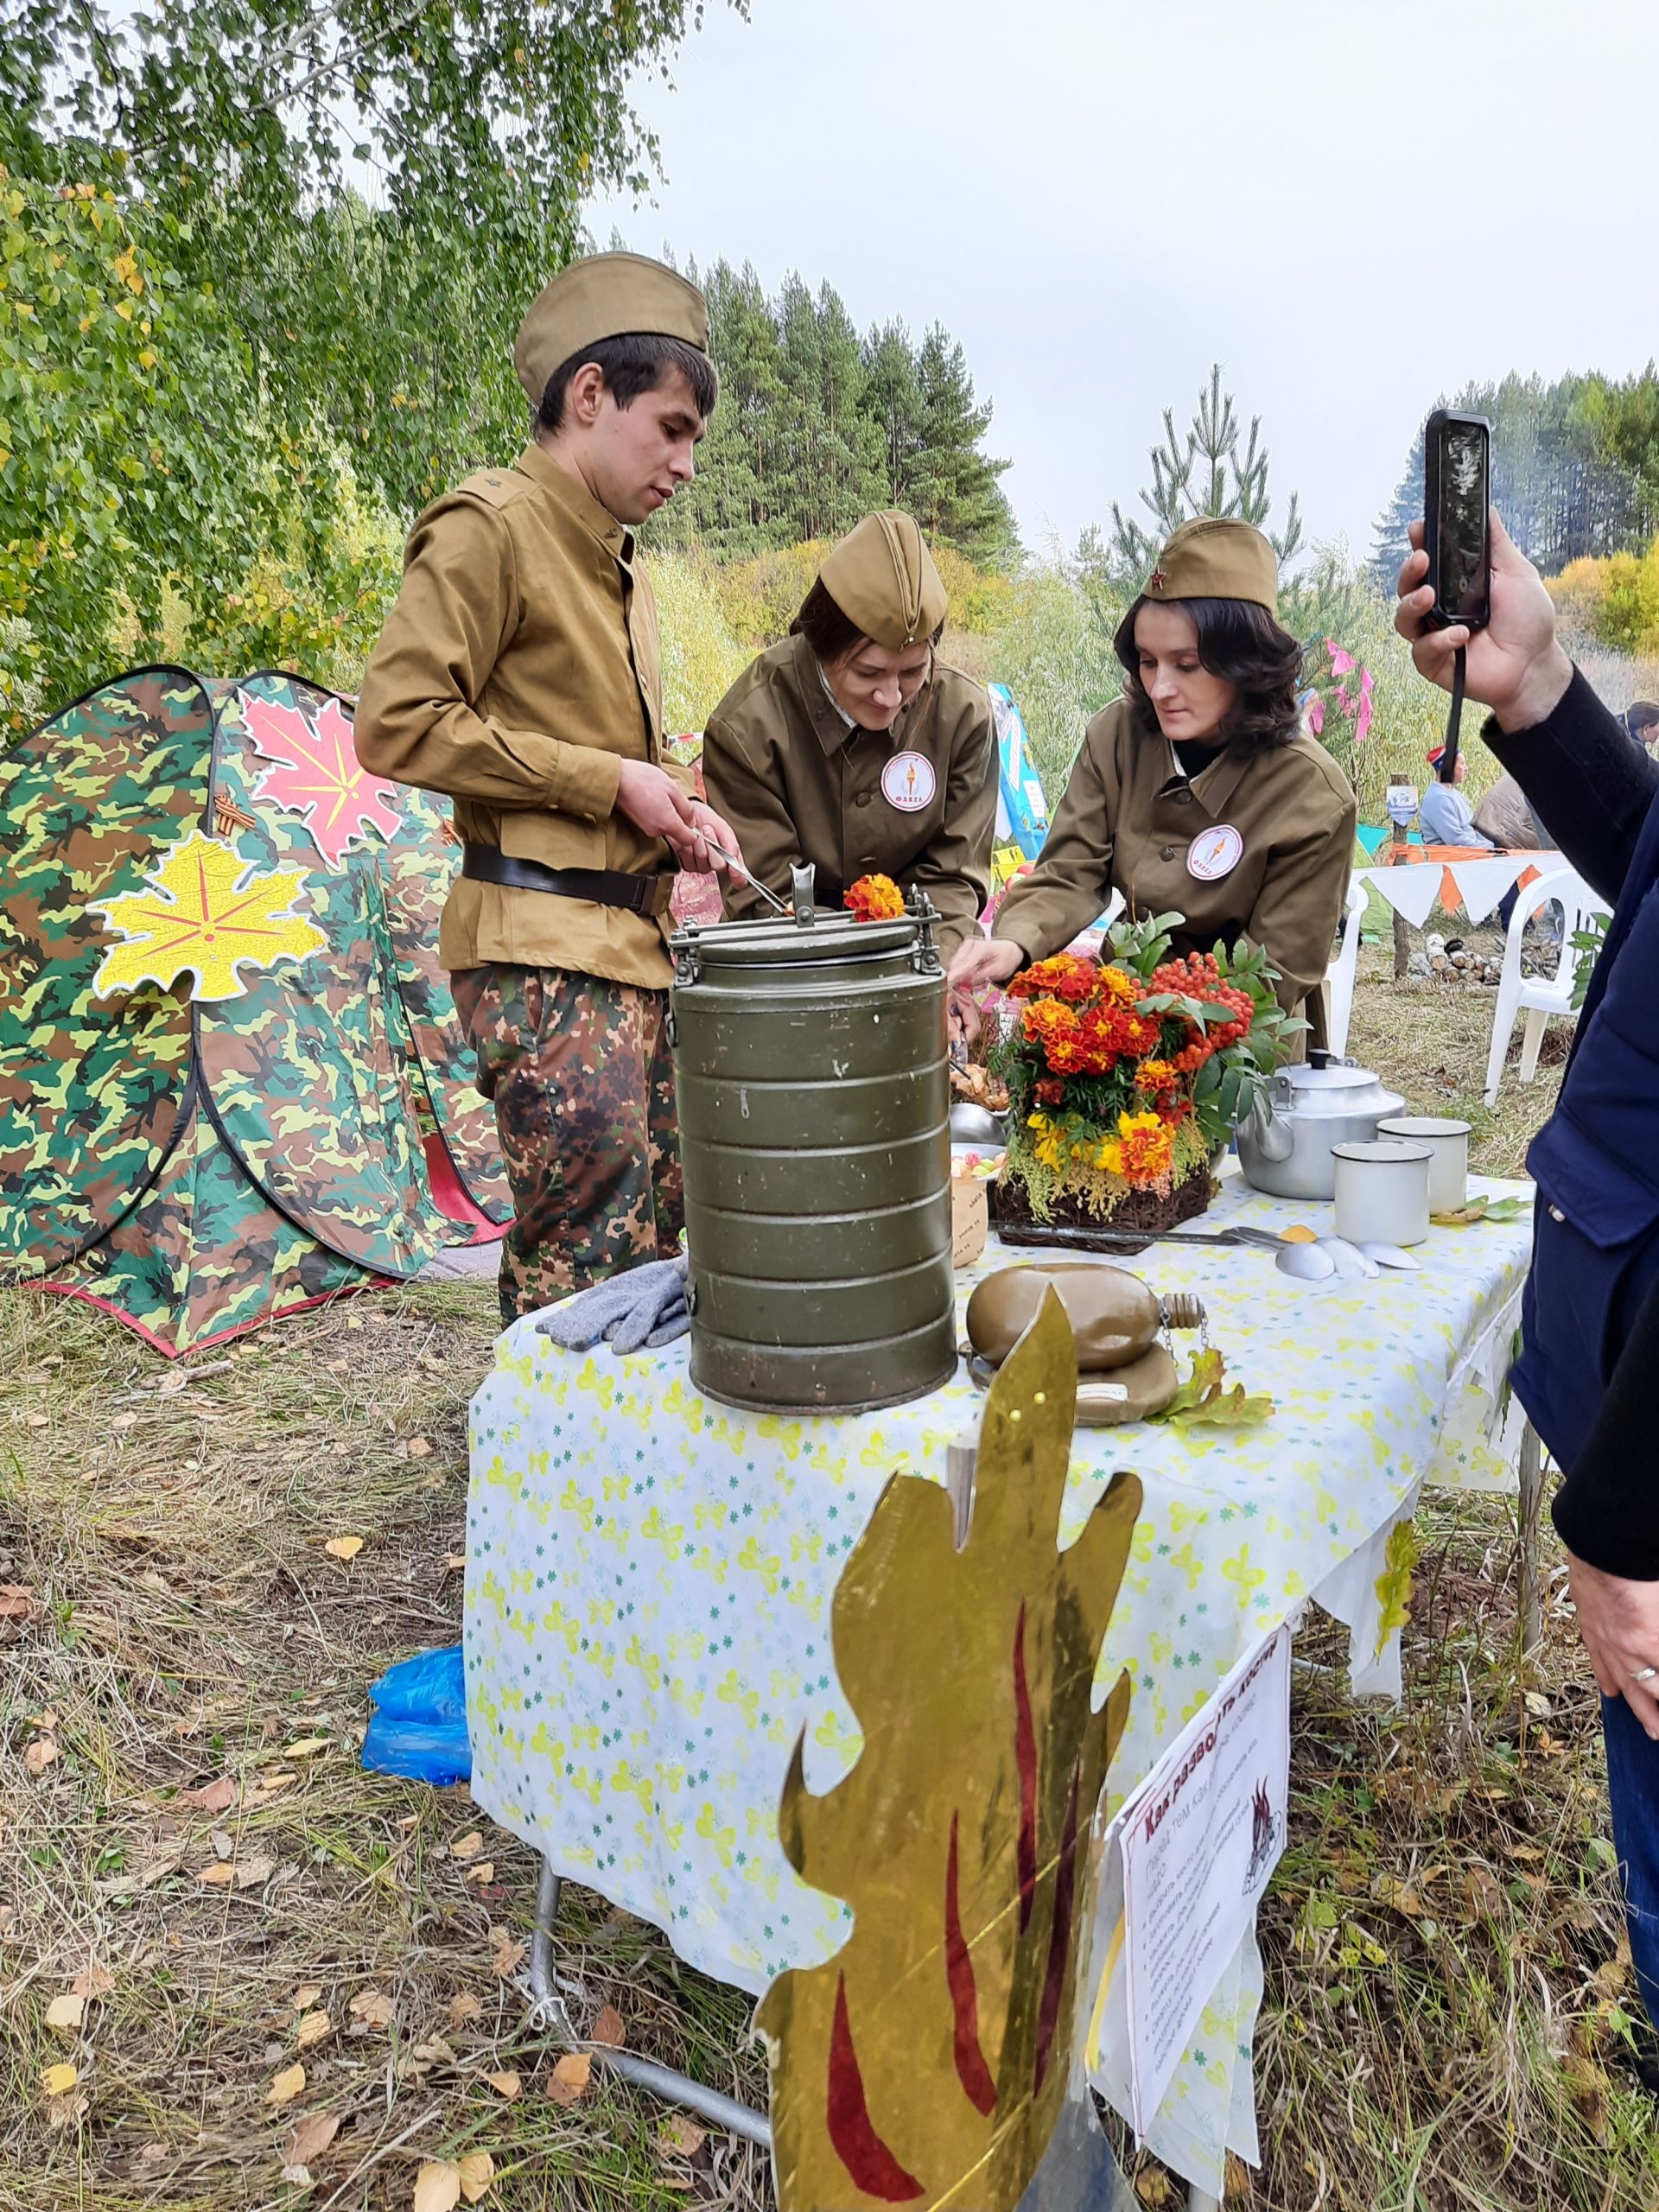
[948,518,1355,1050]
[701,512,996,962]
[1473,766,1550,937]
[1397,507,1659,2090]
[1472,768,1548,852]
[355,253,746,1324]
[1624,699,1659,750]
[1418,744,1491,849]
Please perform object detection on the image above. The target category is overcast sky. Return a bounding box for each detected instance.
[588,0,1658,569]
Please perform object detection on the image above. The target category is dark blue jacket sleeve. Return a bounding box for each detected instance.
[1489,668,1659,1572]
[1485,666,1659,907]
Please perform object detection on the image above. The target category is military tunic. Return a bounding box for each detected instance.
[994,697,1356,1033]
[701,632,997,959]
[354,442,694,1319]
[355,442,691,990]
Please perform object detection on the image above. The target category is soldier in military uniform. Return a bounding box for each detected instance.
[948,519,1355,1048]
[700,512,997,962]
[355,253,746,1322]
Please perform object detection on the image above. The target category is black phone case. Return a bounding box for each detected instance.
[1423,408,1491,631]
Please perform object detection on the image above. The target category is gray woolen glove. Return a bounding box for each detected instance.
[617,1290,690,1353]
[536,1256,689,1356]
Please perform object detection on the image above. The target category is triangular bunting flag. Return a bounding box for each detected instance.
[1442,855,1528,926]
[1358,863,1442,931]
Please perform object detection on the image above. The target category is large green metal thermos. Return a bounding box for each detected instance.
[669,877,955,1413]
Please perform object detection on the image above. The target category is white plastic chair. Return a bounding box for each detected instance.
[1325,876,1369,1059]
[1483,868,1611,1107]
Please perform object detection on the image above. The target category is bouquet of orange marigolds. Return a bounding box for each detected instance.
[990,911,1302,1241]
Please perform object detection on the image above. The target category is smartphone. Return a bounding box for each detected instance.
[1423,409,1491,631]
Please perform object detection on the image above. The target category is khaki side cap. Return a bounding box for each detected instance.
[817,510,948,652]
[515,251,711,403]
[1145,518,1278,613]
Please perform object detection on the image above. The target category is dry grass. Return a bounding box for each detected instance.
[2,958,1655,2211]
[0,1287,765,2211]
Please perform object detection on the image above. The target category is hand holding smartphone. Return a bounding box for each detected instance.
[1422,410,1491,781]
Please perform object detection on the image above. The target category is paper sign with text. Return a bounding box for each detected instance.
[1119,1624,1292,2135]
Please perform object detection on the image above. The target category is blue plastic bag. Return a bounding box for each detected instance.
[360,1644,471,1784]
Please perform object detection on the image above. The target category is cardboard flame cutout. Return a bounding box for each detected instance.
[242,690,403,868]
[758,1289,1141,2211]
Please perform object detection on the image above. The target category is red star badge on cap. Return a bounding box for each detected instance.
[1149,569,1166,591]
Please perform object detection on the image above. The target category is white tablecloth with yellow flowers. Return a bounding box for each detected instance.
[464,1170,1532,2191]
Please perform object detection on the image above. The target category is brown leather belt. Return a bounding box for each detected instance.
[461,844,677,918]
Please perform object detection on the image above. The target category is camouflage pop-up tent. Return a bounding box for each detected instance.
[0,667,511,1355]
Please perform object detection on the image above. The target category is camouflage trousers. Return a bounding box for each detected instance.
[448,964,683,1325]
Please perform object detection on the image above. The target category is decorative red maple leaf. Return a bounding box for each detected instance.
[242,692,404,868]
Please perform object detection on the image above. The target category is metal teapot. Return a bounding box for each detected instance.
[1235,1050,1406,1201]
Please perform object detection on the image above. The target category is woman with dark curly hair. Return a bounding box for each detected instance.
[948,518,1356,1049]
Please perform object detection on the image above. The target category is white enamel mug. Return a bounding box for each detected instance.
[1331,1140,1433,1249]
[1376,1116,1471,1215]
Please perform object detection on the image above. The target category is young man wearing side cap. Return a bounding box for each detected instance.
[356,252,746,1324]
[700,511,997,961]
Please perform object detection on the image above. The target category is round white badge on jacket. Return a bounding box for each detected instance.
[1186,824,1243,881]
[881,751,936,812]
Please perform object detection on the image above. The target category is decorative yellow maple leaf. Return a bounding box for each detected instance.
[88,827,325,1002]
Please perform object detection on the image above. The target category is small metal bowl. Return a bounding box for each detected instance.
[950,1102,1007,1145]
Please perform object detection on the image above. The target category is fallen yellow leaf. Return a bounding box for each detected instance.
[463,1861,495,1886]
[412,2160,462,2212]
[287,2109,341,2165]
[292,1983,323,2010]
[46,1993,86,2031]
[546,2051,591,2107]
[448,1993,483,2026]
[349,1988,396,2030]
[41,2063,79,2097]
[196,1861,236,1886]
[487,1929,525,1980]
[457,2148,495,2202]
[70,1965,114,2001]
[23,1737,60,1777]
[406,1436,432,1459]
[266,2063,306,2107]
[451,1831,484,1861]
[590,2004,625,2049]
[295,2010,332,2050]
[324,1535,364,1561]
[486,2070,521,2101]
[659,2114,706,2160]
[283,1738,331,1759]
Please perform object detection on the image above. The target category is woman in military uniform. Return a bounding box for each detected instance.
[948,518,1355,1045]
[700,511,997,962]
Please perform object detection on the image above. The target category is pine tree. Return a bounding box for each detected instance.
[1370,370,1659,586]
[771,275,887,543]
[909,325,1017,568]
[1368,420,1424,593]
[863,319,929,510]
[1106,365,1302,588]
